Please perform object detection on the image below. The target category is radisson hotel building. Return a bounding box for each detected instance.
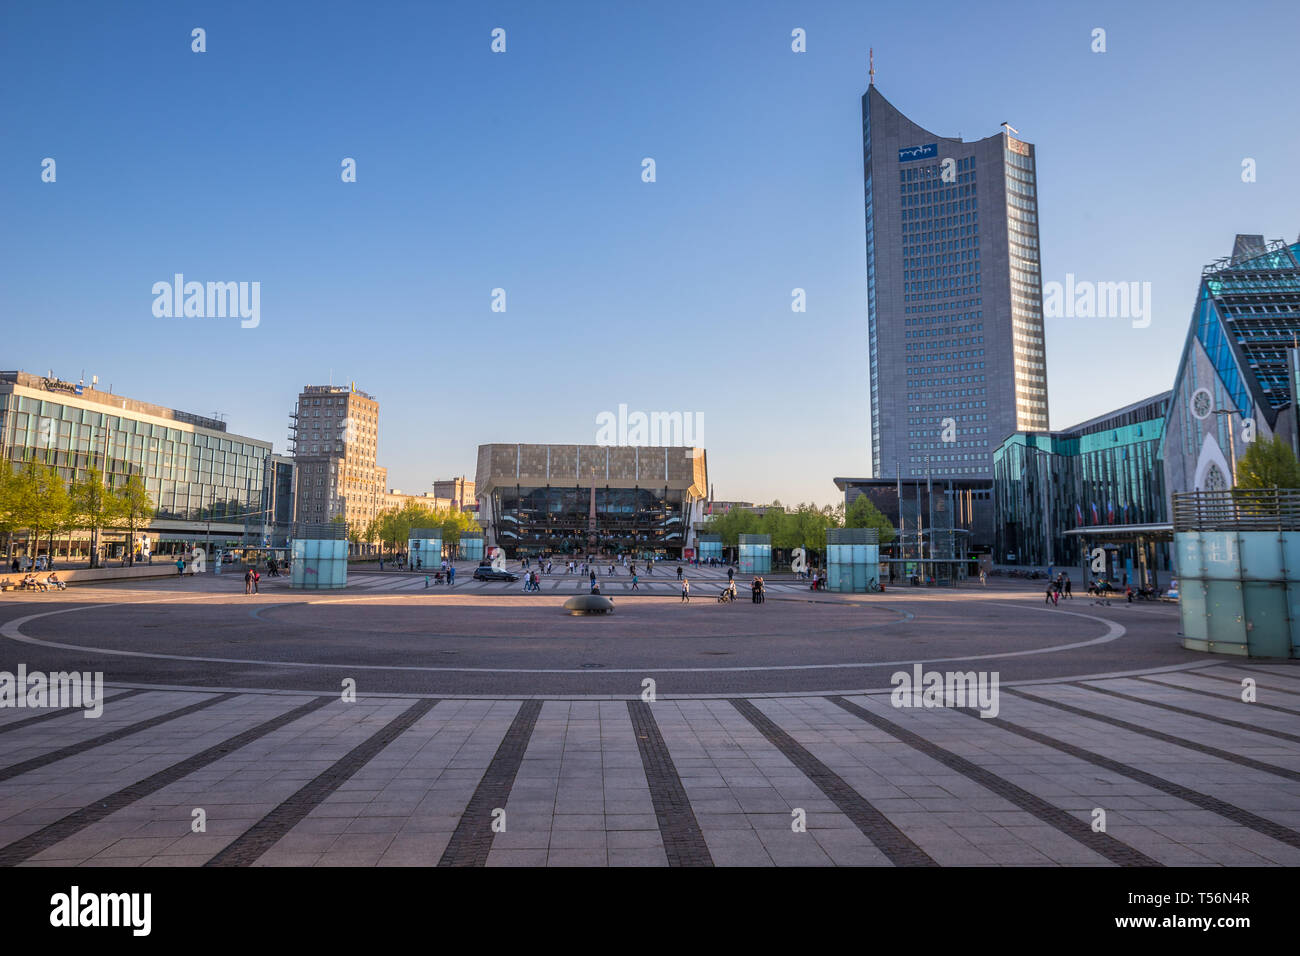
[863,83,1049,480]
[0,370,272,555]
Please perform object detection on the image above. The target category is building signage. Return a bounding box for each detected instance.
[1006,137,1029,156]
[41,377,83,395]
[898,143,938,162]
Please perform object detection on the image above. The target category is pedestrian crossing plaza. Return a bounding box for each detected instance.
[1,572,1297,867]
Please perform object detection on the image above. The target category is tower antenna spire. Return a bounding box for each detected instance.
[869,48,875,86]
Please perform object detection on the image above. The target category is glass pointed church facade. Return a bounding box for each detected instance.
[1162,236,1300,498]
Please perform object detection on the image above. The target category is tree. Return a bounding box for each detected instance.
[845,493,897,544]
[1235,435,1300,490]
[111,475,155,566]
[0,460,19,562]
[70,468,120,569]
[14,462,70,563]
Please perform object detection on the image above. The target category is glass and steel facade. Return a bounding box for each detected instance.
[408,531,443,568]
[994,393,1170,567]
[698,533,723,563]
[825,528,881,592]
[1162,237,1300,499]
[290,538,348,590]
[738,534,771,574]
[862,85,1047,481]
[0,371,271,548]
[1173,490,1300,658]
[457,532,484,562]
[486,485,689,555]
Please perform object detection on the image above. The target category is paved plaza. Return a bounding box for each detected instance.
[0,566,1298,867]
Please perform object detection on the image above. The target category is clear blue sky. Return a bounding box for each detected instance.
[3,0,1298,506]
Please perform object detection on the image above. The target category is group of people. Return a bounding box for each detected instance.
[243,567,262,594]
[10,556,51,573]
[2,571,66,591]
[1044,572,1073,605]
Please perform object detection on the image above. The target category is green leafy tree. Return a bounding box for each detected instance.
[1235,435,1300,490]
[70,468,120,569]
[845,493,897,544]
[14,462,70,564]
[0,460,20,562]
[111,475,155,567]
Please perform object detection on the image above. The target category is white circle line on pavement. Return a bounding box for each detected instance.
[0,598,1124,674]
[88,661,1218,702]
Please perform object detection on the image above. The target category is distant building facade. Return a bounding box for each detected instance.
[433,477,475,510]
[289,384,383,534]
[475,443,708,556]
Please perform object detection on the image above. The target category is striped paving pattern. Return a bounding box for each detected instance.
[1,663,1298,866]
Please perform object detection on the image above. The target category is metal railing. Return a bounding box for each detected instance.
[1172,489,1300,532]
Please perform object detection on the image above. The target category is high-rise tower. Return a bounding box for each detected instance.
[863,83,1048,479]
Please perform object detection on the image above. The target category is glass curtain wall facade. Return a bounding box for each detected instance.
[738,534,771,574]
[487,486,688,555]
[1162,237,1300,498]
[457,532,484,562]
[826,528,881,592]
[0,372,270,550]
[994,393,1170,567]
[407,532,443,569]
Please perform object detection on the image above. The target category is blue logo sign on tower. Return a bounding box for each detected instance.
[898,143,938,162]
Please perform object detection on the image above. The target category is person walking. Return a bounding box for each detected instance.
[252,569,261,594]
[758,576,766,604]
[631,572,639,591]
[176,557,186,577]
[979,568,987,586]
[589,569,597,590]
[751,576,759,603]
[244,568,253,595]
[676,565,683,581]
[448,564,456,587]
[727,566,734,583]
[1063,574,1072,599]
[1045,584,1056,606]
[681,577,690,603]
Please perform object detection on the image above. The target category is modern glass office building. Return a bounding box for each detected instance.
[993,393,1170,569]
[0,370,272,555]
[863,83,1048,481]
[475,443,708,557]
[1162,235,1300,497]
